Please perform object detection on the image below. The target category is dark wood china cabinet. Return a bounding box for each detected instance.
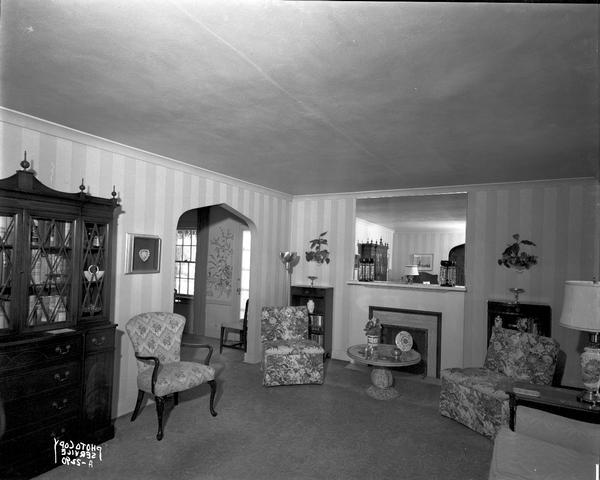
[0,155,119,479]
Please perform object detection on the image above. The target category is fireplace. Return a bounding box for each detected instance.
[369,306,442,378]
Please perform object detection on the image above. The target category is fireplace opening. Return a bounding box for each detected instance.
[381,324,428,377]
[369,306,442,378]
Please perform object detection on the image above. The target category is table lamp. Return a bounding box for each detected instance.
[404,265,419,284]
[559,280,600,404]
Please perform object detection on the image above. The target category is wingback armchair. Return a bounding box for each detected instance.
[125,312,217,440]
[261,306,325,387]
[439,327,560,438]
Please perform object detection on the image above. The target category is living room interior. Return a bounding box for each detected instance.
[0,1,599,479]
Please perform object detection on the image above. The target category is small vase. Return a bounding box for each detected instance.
[366,334,379,358]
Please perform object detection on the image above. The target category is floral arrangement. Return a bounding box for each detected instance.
[363,317,381,336]
[497,234,538,271]
[305,231,331,264]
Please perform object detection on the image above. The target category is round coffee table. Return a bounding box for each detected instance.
[346,344,421,400]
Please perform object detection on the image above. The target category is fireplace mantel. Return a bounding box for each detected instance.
[345,281,465,372]
[347,280,466,292]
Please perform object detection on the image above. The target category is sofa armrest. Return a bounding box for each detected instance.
[515,406,600,456]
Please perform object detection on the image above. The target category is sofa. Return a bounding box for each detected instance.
[488,406,600,480]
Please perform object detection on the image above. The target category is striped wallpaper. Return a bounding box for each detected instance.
[291,179,599,387]
[1,108,292,417]
[2,107,599,416]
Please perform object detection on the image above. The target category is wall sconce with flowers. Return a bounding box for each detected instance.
[279,251,299,302]
[498,233,538,303]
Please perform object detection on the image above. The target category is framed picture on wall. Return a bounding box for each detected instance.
[412,253,433,271]
[126,233,161,274]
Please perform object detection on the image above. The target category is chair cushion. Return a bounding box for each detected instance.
[262,350,324,386]
[439,369,511,438]
[484,327,559,385]
[261,306,309,342]
[138,361,215,397]
[441,367,513,399]
[263,339,324,355]
[221,319,243,330]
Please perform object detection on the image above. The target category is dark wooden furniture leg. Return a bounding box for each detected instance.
[131,390,145,421]
[219,326,226,353]
[209,380,218,417]
[155,396,165,441]
[508,392,517,431]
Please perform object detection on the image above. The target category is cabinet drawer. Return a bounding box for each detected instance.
[0,335,82,373]
[0,416,79,466]
[293,288,326,298]
[85,327,115,353]
[2,387,80,439]
[0,361,81,401]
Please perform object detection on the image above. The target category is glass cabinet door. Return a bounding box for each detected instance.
[0,215,16,332]
[28,217,74,328]
[81,222,108,318]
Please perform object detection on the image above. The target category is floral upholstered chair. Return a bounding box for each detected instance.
[261,306,325,387]
[125,312,217,440]
[439,327,560,438]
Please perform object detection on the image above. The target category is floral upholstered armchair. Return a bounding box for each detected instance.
[261,306,325,387]
[439,327,560,438]
[125,312,217,440]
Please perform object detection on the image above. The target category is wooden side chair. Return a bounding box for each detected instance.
[125,312,218,440]
[220,299,249,354]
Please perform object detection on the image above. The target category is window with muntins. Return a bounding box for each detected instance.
[175,229,196,295]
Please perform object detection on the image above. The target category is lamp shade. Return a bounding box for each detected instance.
[404,265,419,276]
[559,281,600,332]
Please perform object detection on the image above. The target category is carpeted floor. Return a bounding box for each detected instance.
[36,339,493,480]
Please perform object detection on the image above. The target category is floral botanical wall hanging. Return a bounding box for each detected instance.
[497,234,538,271]
[207,226,233,300]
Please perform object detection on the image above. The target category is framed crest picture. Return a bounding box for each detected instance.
[126,234,161,274]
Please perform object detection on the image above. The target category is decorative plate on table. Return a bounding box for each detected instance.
[395,331,413,352]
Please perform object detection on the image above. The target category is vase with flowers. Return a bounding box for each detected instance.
[363,317,381,358]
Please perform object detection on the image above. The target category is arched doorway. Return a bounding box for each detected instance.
[173,204,251,340]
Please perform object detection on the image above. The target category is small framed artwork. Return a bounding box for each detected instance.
[412,253,433,271]
[126,234,161,274]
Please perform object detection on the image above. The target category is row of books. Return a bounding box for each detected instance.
[27,294,67,325]
[30,219,73,247]
[31,252,68,285]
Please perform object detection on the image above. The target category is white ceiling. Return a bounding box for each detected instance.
[1,0,598,195]
[356,193,467,231]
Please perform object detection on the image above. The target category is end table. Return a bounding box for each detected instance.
[507,382,600,431]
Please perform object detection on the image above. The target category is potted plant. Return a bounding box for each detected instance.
[497,234,538,271]
[305,231,331,264]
